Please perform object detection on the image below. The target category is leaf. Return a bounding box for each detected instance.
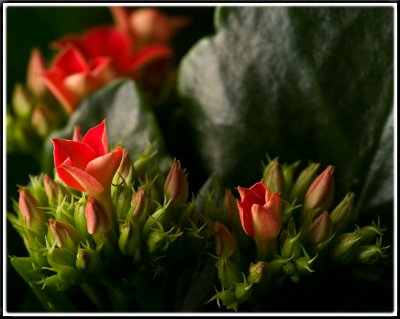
[10,257,77,311]
[42,79,166,174]
[178,7,394,219]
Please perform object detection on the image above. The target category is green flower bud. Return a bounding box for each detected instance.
[76,246,102,278]
[295,256,315,276]
[146,225,182,254]
[307,211,332,245]
[356,240,390,265]
[281,160,300,198]
[282,261,296,276]
[39,265,79,291]
[12,83,33,119]
[289,162,320,203]
[216,257,242,290]
[48,218,77,249]
[44,174,67,208]
[301,166,335,220]
[248,261,269,285]
[114,185,133,221]
[31,104,55,137]
[220,289,238,311]
[263,158,285,194]
[74,197,89,239]
[330,193,355,234]
[164,159,189,205]
[214,222,235,258]
[234,280,252,303]
[330,232,362,265]
[118,220,141,256]
[281,231,302,259]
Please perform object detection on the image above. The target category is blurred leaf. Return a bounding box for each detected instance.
[178,7,394,220]
[10,257,77,311]
[42,79,166,174]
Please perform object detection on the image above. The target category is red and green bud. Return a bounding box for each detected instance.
[263,159,285,194]
[222,189,238,226]
[48,218,77,248]
[126,188,149,226]
[330,192,355,234]
[85,197,113,240]
[118,220,141,257]
[248,261,269,286]
[289,162,320,203]
[113,149,134,187]
[76,246,102,279]
[214,222,235,258]
[301,165,335,221]
[308,211,332,245]
[164,159,189,205]
[44,174,67,208]
[18,188,45,233]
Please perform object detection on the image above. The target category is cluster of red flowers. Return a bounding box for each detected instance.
[28,7,189,114]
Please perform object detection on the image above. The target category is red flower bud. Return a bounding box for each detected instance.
[302,165,335,219]
[27,48,47,97]
[308,211,332,245]
[48,218,77,248]
[164,159,189,205]
[85,197,112,236]
[18,188,45,231]
[214,222,235,258]
[263,159,285,194]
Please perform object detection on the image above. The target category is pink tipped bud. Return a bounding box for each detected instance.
[72,125,83,141]
[164,159,189,205]
[289,162,320,203]
[43,174,65,208]
[214,222,235,258]
[308,211,332,245]
[18,188,45,231]
[85,197,112,236]
[302,165,335,219]
[222,189,238,225]
[27,48,47,97]
[48,218,77,248]
[114,149,134,186]
[128,188,148,224]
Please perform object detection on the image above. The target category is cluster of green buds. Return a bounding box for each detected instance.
[8,122,213,311]
[205,158,390,311]
[7,49,67,155]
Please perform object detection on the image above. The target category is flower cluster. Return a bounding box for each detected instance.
[8,121,390,312]
[7,7,188,154]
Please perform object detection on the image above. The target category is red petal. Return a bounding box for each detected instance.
[51,46,90,75]
[85,146,123,191]
[250,180,269,202]
[61,165,104,197]
[52,138,97,171]
[265,192,282,220]
[81,120,108,156]
[56,157,85,191]
[129,44,172,73]
[237,199,254,236]
[83,26,132,70]
[251,204,281,240]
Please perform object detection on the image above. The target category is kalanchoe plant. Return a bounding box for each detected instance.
[8,120,390,312]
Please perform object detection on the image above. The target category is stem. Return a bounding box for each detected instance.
[255,238,278,262]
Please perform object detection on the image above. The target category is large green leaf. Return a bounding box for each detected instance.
[178,7,394,220]
[42,79,166,173]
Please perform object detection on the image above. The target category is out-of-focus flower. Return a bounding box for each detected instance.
[110,7,191,48]
[27,47,48,98]
[51,120,123,203]
[42,45,112,114]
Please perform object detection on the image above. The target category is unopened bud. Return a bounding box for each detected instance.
[76,247,102,278]
[214,222,235,258]
[12,84,33,119]
[308,211,332,245]
[44,174,66,208]
[118,220,141,256]
[216,257,242,290]
[85,197,112,236]
[113,149,134,186]
[289,162,320,203]
[31,105,54,137]
[114,186,133,220]
[74,197,89,238]
[331,193,355,234]
[301,166,335,220]
[263,159,285,194]
[248,261,269,285]
[72,125,83,141]
[164,159,189,205]
[295,257,315,276]
[281,161,300,198]
[330,232,362,265]
[234,280,252,303]
[48,218,77,248]
[126,188,149,226]
[27,47,47,97]
[222,189,238,226]
[356,242,389,265]
[18,188,45,233]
